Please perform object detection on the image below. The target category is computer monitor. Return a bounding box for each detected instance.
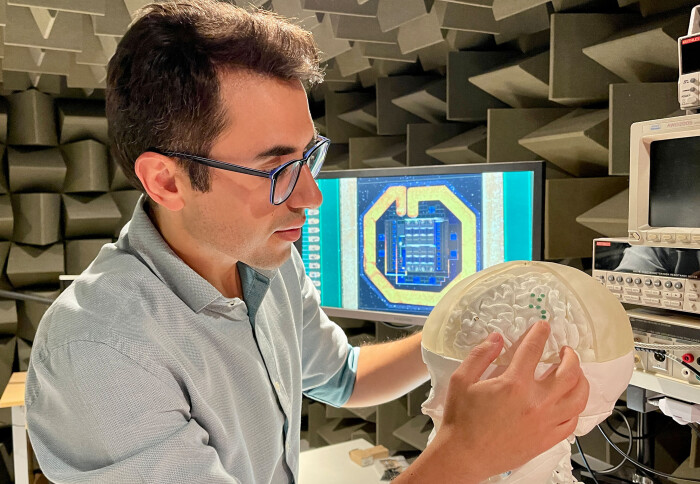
[628,114,700,248]
[298,161,545,325]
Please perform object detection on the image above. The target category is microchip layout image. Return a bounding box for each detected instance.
[360,182,480,312]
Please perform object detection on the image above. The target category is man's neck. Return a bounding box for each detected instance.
[146,202,244,299]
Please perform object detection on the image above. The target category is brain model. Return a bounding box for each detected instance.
[421,261,635,484]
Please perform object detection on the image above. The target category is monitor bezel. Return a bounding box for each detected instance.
[307,161,546,325]
[628,114,700,248]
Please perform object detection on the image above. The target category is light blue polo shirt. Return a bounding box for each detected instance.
[25,196,360,483]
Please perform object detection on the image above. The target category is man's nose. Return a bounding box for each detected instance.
[287,164,322,209]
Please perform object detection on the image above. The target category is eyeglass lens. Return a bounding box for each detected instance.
[272,142,329,204]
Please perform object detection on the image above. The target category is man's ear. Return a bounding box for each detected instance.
[134,152,186,211]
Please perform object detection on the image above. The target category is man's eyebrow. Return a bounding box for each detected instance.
[253,134,318,160]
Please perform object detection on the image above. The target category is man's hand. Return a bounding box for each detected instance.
[396,320,589,483]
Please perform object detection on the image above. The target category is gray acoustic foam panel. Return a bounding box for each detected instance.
[359,42,417,62]
[447,51,518,121]
[0,103,7,144]
[492,0,549,20]
[325,91,376,143]
[57,99,109,145]
[468,51,560,108]
[310,15,352,63]
[0,300,17,336]
[11,193,62,246]
[5,6,81,52]
[549,13,637,105]
[396,5,443,54]
[65,238,111,275]
[0,337,16,393]
[63,193,122,239]
[92,0,130,36]
[321,143,350,171]
[111,190,143,237]
[349,136,405,169]
[376,76,433,135]
[6,243,64,288]
[304,0,378,16]
[334,44,372,77]
[582,14,686,83]
[18,337,30,372]
[445,30,494,51]
[16,288,59,342]
[545,177,629,260]
[330,14,398,43]
[322,60,360,91]
[0,145,7,195]
[407,123,472,166]
[362,143,407,168]
[576,189,629,238]
[416,40,452,72]
[271,0,320,31]
[337,101,377,133]
[639,0,697,17]
[425,126,488,164]
[376,0,429,32]
[393,415,432,451]
[518,109,609,177]
[110,155,135,191]
[391,79,446,124]
[608,82,679,176]
[8,147,66,192]
[0,198,13,240]
[486,108,573,163]
[7,88,58,146]
[62,139,110,193]
[439,2,550,42]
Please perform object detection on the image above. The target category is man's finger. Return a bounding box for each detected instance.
[539,346,585,400]
[504,321,550,378]
[455,332,504,385]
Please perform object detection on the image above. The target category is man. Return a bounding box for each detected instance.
[25,2,589,483]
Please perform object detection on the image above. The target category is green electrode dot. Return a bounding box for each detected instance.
[541,315,547,320]
[530,293,535,297]
[537,298,542,302]
[540,294,545,298]
[541,310,546,314]
[536,305,540,309]
[529,304,533,308]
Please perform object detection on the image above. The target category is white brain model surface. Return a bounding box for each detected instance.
[421,261,635,484]
[444,271,595,364]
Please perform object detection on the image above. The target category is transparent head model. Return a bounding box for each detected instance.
[421,261,634,483]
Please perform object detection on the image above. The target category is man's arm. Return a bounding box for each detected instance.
[343,332,428,408]
[395,321,589,483]
[26,340,239,484]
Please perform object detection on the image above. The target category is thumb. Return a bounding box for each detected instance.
[455,332,504,384]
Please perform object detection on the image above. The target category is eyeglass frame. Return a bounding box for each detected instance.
[148,135,331,205]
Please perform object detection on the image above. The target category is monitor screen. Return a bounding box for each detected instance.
[298,162,544,323]
[649,137,700,228]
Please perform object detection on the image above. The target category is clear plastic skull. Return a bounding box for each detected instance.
[421,261,635,483]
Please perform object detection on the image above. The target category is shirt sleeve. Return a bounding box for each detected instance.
[298,270,359,408]
[25,340,240,484]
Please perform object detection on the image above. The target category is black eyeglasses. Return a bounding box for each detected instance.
[150,135,330,205]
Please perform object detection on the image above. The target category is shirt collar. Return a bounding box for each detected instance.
[119,195,275,315]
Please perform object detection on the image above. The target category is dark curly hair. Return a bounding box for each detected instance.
[106,0,323,192]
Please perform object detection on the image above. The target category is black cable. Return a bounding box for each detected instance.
[575,437,600,484]
[604,420,650,441]
[598,424,700,482]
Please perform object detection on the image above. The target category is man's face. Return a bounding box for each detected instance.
[178,71,322,270]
